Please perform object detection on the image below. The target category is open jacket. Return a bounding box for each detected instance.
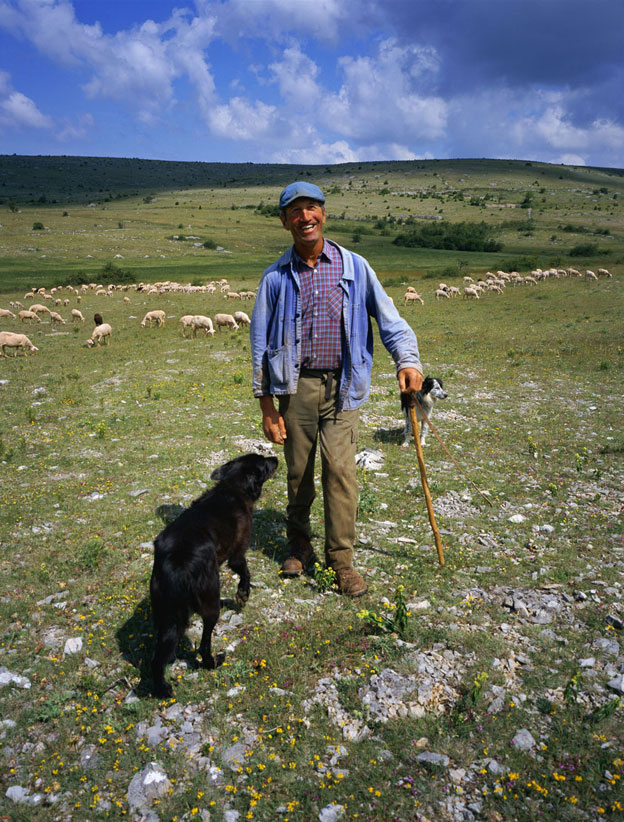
[250,241,422,411]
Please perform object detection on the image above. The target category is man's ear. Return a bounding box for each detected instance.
[280,211,288,230]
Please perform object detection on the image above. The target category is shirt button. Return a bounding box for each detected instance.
[315,290,319,295]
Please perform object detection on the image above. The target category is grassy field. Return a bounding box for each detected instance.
[0,157,623,821]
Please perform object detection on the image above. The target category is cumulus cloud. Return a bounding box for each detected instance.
[0,0,621,166]
[0,71,53,131]
[57,112,95,142]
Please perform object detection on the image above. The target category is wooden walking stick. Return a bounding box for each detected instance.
[409,406,445,567]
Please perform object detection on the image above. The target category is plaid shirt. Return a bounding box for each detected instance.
[294,239,343,370]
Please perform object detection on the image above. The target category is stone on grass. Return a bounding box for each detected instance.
[64,636,83,655]
[607,674,624,695]
[127,762,171,811]
[6,785,43,805]
[511,728,536,751]
[415,751,450,767]
[319,803,345,822]
[0,667,31,689]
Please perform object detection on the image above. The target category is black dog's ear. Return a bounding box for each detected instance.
[421,376,434,393]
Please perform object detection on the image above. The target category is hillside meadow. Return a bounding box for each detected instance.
[0,156,623,821]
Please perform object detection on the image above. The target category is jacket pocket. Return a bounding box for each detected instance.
[349,357,371,402]
[267,346,289,390]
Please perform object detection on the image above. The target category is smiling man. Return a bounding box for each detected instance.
[250,181,423,596]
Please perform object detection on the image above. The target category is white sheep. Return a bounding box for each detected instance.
[597,268,612,278]
[141,310,166,327]
[434,289,450,300]
[0,331,38,356]
[447,286,461,297]
[49,311,66,325]
[87,323,112,347]
[71,308,85,323]
[403,291,424,306]
[405,286,417,293]
[180,315,196,337]
[191,315,216,336]
[585,270,598,280]
[29,303,51,315]
[0,308,17,320]
[225,291,241,300]
[463,286,480,299]
[214,313,239,331]
[19,309,41,323]
[233,311,251,326]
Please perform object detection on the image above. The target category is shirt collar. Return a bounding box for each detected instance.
[293,238,338,269]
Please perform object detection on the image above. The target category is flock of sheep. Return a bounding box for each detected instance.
[0,279,255,356]
[0,266,614,357]
[402,266,613,305]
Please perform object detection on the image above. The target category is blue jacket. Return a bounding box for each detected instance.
[250,241,422,411]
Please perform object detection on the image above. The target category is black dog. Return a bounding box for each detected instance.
[150,452,278,697]
[401,376,448,447]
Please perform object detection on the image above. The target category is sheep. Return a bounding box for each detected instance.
[434,289,450,300]
[597,268,612,278]
[214,313,239,331]
[49,311,66,325]
[240,290,256,300]
[94,313,104,326]
[447,286,461,297]
[225,291,241,300]
[403,291,424,306]
[71,308,85,323]
[463,276,474,284]
[191,315,216,336]
[463,286,480,299]
[233,310,251,326]
[123,296,131,303]
[180,315,196,337]
[0,308,17,320]
[29,303,51,315]
[0,331,38,356]
[19,309,41,323]
[405,286,417,293]
[87,323,112,347]
[585,270,598,280]
[437,283,449,292]
[141,310,166,327]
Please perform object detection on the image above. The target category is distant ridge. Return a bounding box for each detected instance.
[1,154,622,205]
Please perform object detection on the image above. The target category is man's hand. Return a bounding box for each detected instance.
[259,395,287,444]
[398,367,423,395]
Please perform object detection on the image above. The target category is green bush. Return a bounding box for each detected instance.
[32,221,45,231]
[393,221,502,252]
[569,243,600,257]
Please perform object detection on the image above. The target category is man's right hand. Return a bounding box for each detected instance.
[259,396,287,444]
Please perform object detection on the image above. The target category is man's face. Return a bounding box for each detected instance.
[280,198,326,247]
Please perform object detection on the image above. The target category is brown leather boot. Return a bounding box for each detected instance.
[335,567,368,597]
[281,538,316,576]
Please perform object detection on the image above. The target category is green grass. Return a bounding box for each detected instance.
[0,157,623,821]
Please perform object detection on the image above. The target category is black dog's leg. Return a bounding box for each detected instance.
[229,555,251,611]
[151,622,181,698]
[198,607,219,670]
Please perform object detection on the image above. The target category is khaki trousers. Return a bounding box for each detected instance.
[278,370,359,571]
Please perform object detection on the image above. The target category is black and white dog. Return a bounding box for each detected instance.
[149,452,278,698]
[401,376,448,447]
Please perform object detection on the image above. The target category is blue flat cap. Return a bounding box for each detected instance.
[279,181,325,210]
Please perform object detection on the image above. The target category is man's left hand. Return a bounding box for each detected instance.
[398,367,423,394]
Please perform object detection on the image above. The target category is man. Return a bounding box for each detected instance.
[250,181,423,597]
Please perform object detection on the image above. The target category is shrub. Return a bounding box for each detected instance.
[569,243,600,257]
[32,221,45,231]
[393,221,502,252]
[203,239,217,249]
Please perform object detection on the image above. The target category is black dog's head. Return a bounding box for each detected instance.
[210,453,278,501]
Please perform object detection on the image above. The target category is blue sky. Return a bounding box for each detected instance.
[1,0,623,168]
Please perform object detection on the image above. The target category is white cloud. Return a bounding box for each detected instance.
[559,154,586,166]
[322,39,447,144]
[57,112,95,141]
[0,73,53,131]
[208,97,279,140]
